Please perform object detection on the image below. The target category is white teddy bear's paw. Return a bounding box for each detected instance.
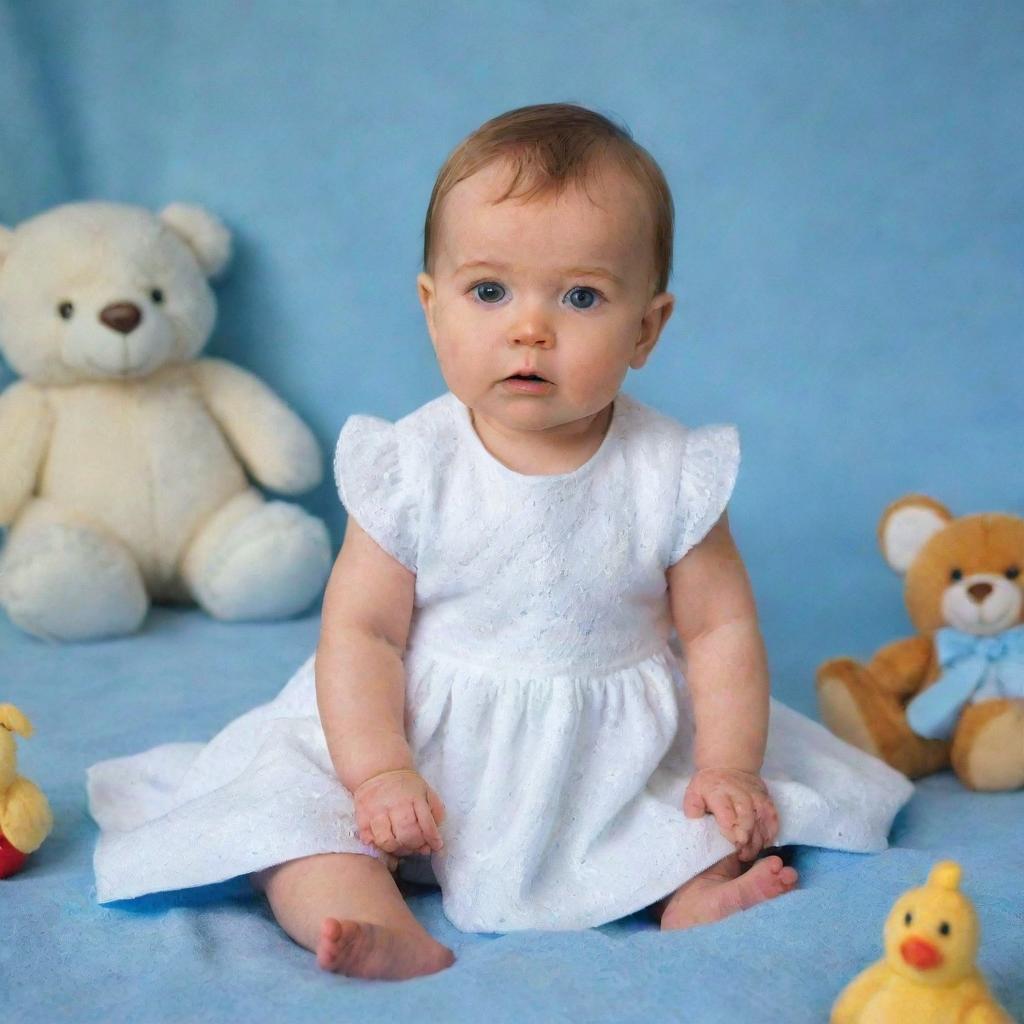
[189,501,331,621]
[0,524,148,641]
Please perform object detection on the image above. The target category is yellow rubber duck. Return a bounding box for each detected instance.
[831,861,1014,1024]
[0,704,53,878]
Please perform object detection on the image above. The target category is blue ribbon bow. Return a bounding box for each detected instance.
[906,624,1024,741]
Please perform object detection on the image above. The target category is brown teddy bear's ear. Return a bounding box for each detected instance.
[0,224,14,271]
[159,203,232,279]
[878,495,953,573]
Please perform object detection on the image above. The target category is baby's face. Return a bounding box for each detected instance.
[417,159,673,436]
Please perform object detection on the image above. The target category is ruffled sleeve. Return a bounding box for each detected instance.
[333,414,419,573]
[667,424,741,566]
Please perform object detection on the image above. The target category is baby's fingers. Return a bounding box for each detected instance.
[683,783,708,819]
[731,792,756,850]
[390,803,427,854]
[355,803,378,848]
[738,798,779,862]
[736,816,767,862]
[758,797,780,849]
[706,791,739,841]
[414,798,444,851]
[370,812,398,853]
[425,786,447,828]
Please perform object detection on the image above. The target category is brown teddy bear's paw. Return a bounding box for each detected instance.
[816,660,883,759]
[951,699,1024,792]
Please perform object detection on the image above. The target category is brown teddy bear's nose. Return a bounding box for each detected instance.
[99,302,142,334]
[967,582,993,602]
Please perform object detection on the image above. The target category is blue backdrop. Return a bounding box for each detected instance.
[2,1,1021,711]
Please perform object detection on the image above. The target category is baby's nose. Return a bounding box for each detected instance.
[513,329,552,347]
[99,302,143,335]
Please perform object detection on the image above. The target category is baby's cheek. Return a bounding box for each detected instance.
[562,355,618,402]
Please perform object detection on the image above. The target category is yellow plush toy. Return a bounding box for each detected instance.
[831,861,1012,1024]
[0,704,53,878]
[817,495,1024,791]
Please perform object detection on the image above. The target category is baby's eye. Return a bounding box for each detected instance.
[565,286,602,310]
[472,282,505,304]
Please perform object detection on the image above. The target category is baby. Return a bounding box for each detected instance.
[88,102,913,981]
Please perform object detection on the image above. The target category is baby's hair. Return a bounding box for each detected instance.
[422,102,674,296]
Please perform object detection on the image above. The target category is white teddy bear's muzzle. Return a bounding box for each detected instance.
[61,299,178,379]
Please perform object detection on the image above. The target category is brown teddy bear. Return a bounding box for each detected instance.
[816,495,1024,792]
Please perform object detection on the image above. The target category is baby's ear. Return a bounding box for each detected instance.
[159,203,232,278]
[0,224,14,272]
[416,272,440,341]
[878,495,952,574]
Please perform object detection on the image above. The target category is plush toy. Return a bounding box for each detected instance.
[0,704,53,878]
[831,860,1012,1024]
[0,201,332,641]
[816,495,1024,791]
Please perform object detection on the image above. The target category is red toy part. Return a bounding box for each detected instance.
[0,832,28,878]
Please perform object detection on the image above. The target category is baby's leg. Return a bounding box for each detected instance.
[654,853,798,931]
[251,852,455,979]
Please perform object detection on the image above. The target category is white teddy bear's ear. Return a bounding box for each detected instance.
[878,495,953,574]
[159,203,232,278]
[0,224,14,271]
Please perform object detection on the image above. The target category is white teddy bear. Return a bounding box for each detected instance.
[0,201,332,642]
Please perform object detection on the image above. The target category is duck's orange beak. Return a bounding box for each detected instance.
[901,936,943,970]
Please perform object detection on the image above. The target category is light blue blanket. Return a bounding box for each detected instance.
[3,609,1021,1022]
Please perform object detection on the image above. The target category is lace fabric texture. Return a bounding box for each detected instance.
[335,391,740,674]
[333,412,421,573]
[88,389,914,932]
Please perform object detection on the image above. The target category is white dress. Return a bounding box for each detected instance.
[88,389,914,932]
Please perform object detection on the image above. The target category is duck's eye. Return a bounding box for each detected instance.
[150,288,164,304]
[938,921,951,936]
[1007,566,1021,581]
[950,568,963,582]
[58,301,74,320]
[904,911,913,926]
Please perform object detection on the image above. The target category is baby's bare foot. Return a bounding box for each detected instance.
[659,854,798,931]
[316,918,455,979]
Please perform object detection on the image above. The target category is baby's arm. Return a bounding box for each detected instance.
[667,511,777,860]
[315,517,444,860]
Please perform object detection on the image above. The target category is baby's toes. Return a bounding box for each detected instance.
[778,864,799,891]
[759,855,798,893]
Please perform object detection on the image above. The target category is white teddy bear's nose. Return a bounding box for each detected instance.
[99,302,142,334]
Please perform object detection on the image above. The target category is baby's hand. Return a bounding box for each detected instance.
[683,767,779,862]
[353,768,446,860]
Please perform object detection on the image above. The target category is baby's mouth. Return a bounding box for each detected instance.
[504,373,550,383]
